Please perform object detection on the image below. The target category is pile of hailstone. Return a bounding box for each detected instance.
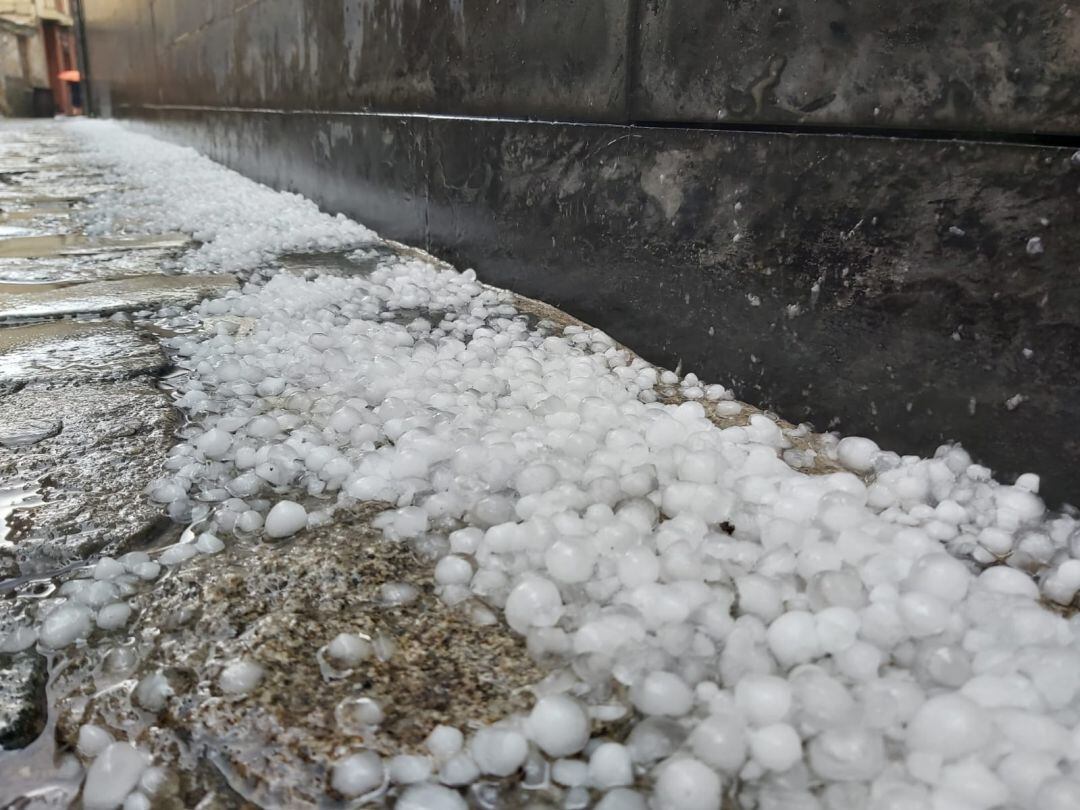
[37,121,1080,809]
[140,254,1080,810]
[69,119,376,272]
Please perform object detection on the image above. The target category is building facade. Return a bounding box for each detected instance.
[0,0,80,117]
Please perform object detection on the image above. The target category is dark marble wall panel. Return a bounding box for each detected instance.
[118,109,1080,505]
[634,0,1080,135]
[90,0,629,121]
[83,0,1080,133]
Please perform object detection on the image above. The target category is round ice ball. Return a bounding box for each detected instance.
[425,725,464,761]
[653,757,722,810]
[905,553,971,603]
[326,633,373,666]
[77,724,114,758]
[808,727,885,781]
[330,751,384,798]
[906,693,989,759]
[836,436,879,473]
[589,742,633,789]
[82,743,148,810]
[748,723,802,772]
[96,602,132,631]
[470,727,529,776]
[264,500,307,538]
[689,715,746,773]
[219,659,264,695]
[504,576,563,635]
[388,754,432,785]
[631,671,694,717]
[195,428,231,460]
[766,611,820,668]
[39,604,92,648]
[527,694,590,757]
[734,674,792,725]
[397,784,467,810]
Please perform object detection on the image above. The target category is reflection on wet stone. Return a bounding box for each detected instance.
[0,321,167,387]
[0,419,62,448]
[0,273,236,321]
[0,381,176,577]
[0,650,47,750]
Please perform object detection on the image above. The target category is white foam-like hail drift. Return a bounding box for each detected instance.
[67,119,376,273]
[148,254,1080,809]
[20,120,1080,810]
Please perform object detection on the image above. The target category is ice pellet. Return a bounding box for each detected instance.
[528,695,590,757]
[82,743,148,810]
[264,500,307,538]
[330,751,384,798]
[218,659,264,695]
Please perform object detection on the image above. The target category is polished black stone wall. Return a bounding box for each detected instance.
[81,1,1080,505]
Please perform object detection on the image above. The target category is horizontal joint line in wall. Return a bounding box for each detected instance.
[132,104,1080,150]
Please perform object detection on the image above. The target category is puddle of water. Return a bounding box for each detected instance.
[0,478,45,551]
[0,570,64,597]
[0,320,165,383]
[0,484,195,804]
[0,233,190,260]
[0,657,84,809]
[276,241,430,278]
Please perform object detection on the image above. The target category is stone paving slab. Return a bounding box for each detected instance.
[0,233,190,260]
[0,380,177,579]
[0,246,190,285]
[0,197,77,241]
[0,273,236,321]
[0,320,167,388]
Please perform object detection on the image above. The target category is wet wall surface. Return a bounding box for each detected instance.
[80,1,1080,505]
[86,0,1080,134]
[85,0,632,121]
[635,1,1080,134]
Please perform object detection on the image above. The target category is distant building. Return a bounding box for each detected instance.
[0,0,81,117]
